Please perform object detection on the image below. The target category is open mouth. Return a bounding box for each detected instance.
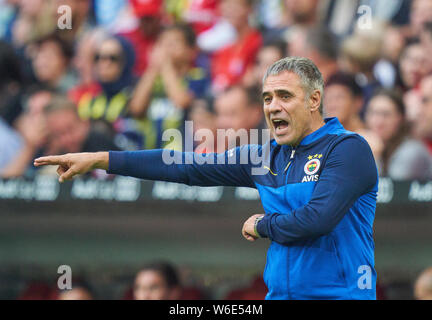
[272,119,289,135]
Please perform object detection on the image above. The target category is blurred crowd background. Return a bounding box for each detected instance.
[1,0,432,300]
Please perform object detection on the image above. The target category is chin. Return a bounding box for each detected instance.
[274,135,290,145]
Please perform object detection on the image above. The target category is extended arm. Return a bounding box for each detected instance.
[106,147,254,187]
[255,136,378,245]
[34,146,258,188]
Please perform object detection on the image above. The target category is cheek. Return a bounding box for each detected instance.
[389,118,402,134]
[368,116,383,131]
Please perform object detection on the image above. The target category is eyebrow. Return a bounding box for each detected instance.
[262,89,294,98]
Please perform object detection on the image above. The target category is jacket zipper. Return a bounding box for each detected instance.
[284,148,296,184]
[285,147,295,299]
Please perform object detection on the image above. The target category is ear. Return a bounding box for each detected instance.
[309,89,322,113]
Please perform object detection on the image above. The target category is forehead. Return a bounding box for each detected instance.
[326,84,352,95]
[161,29,185,42]
[216,88,247,108]
[135,270,165,284]
[47,108,77,123]
[262,71,304,94]
[99,39,122,53]
[369,95,396,111]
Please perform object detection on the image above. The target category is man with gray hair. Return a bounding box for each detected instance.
[35,57,378,300]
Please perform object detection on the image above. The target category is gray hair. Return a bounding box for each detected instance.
[263,56,324,114]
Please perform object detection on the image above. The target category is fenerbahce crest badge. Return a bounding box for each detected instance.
[302,154,322,182]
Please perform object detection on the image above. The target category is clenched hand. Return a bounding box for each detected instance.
[242,214,265,242]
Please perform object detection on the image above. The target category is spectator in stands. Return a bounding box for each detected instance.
[189,97,217,153]
[414,267,432,300]
[45,95,119,155]
[396,39,428,93]
[1,107,48,178]
[76,35,136,139]
[129,23,210,150]
[68,28,107,104]
[324,72,383,160]
[420,22,432,75]
[58,287,93,300]
[133,262,181,300]
[0,41,48,178]
[412,74,432,155]
[381,26,406,68]
[10,0,56,47]
[365,89,432,180]
[119,0,163,75]
[31,32,77,93]
[210,0,262,93]
[409,0,432,38]
[324,72,364,131]
[195,0,237,53]
[264,0,320,42]
[339,31,382,111]
[284,0,320,28]
[214,85,265,151]
[0,40,24,125]
[177,0,219,36]
[243,40,286,88]
[374,24,404,90]
[288,26,339,82]
[397,40,429,121]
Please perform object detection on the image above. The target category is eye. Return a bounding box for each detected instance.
[263,96,272,104]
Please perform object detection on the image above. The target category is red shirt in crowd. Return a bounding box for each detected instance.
[68,82,102,105]
[118,29,157,76]
[184,0,220,35]
[211,29,262,93]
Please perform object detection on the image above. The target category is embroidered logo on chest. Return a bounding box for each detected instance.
[302,154,322,182]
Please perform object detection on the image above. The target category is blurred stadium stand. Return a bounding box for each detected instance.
[0,176,431,299]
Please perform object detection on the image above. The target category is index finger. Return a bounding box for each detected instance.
[33,155,67,167]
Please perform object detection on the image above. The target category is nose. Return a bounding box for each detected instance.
[267,98,283,114]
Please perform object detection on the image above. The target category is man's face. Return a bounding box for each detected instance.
[411,0,432,35]
[133,270,172,300]
[285,0,318,24]
[46,109,88,153]
[365,95,402,143]
[215,88,254,132]
[33,41,67,84]
[94,39,124,83]
[416,76,432,138]
[220,0,251,30]
[324,84,357,125]
[399,44,427,88]
[263,71,315,146]
[159,29,193,65]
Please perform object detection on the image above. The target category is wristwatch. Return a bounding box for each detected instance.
[254,216,264,238]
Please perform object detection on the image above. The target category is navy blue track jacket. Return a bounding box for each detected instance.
[107,117,378,300]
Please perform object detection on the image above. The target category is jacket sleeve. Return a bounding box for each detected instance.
[256,135,378,244]
[106,145,256,188]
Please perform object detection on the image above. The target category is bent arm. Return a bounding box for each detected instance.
[256,136,378,244]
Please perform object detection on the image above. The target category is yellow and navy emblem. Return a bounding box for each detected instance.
[304,154,322,175]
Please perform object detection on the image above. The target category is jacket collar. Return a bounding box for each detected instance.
[299,117,344,146]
